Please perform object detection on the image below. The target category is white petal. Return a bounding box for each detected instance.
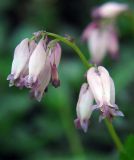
[88,28,108,64]
[28,39,47,83]
[97,2,128,18]
[21,40,37,77]
[87,67,103,105]
[77,83,88,100]
[77,86,94,121]
[98,66,111,105]
[110,76,115,104]
[30,58,51,101]
[11,38,30,79]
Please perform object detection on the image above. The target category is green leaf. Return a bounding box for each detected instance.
[111,46,134,94]
[120,135,134,160]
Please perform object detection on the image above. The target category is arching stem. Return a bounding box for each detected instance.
[44,31,125,153]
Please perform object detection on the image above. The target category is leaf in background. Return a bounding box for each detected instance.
[0,0,16,11]
[111,45,134,94]
[120,135,134,160]
[9,23,38,50]
[60,60,85,88]
[43,59,85,109]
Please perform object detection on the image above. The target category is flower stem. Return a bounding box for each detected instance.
[105,119,124,152]
[46,31,125,153]
[46,32,92,68]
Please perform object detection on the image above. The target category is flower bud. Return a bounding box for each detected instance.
[74,83,95,132]
[48,42,62,87]
[51,64,60,88]
[49,43,61,67]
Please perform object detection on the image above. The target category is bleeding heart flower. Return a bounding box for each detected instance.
[74,83,97,132]
[29,58,51,101]
[25,39,47,88]
[87,66,124,121]
[48,42,62,88]
[82,23,119,64]
[92,2,128,19]
[7,38,36,87]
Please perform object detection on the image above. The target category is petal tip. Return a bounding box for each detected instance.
[81,120,89,133]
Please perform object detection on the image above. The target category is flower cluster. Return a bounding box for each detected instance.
[82,2,128,64]
[7,29,125,134]
[74,66,124,132]
[7,34,62,101]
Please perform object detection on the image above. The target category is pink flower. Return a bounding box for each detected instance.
[7,34,62,102]
[27,41,62,101]
[87,26,109,64]
[82,23,119,64]
[7,38,36,87]
[25,39,47,88]
[82,2,128,63]
[87,66,124,121]
[107,26,119,59]
[92,2,128,19]
[48,42,62,87]
[30,58,51,101]
[74,83,96,132]
[82,22,99,42]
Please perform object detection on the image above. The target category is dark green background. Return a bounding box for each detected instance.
[0,0,134,159]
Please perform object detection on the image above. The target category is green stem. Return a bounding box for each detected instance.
[45,31,125,153]
[105,119,124,152]
[46,32,92,68]
[58,105,86,158]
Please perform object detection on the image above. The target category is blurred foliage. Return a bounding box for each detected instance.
[120,135,134,160]
[0,0,134,159]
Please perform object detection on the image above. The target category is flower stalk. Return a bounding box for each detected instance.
[105,119,124,152]
[44,31,125,153]
[45,32,92,68]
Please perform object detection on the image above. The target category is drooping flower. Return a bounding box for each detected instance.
[82,22,119,64]
[26,40,62,101]
[88,25,109,64]
[7,32,62,102]
[29,57,51,102]
[25,39,47,88]
[7,38,36,87]
[82,2,128,64]
[48,42,62,88]
[87,66,124,121]
[92,2,128,19]
[74,83,96,132]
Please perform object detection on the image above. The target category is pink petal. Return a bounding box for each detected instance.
[87,28,108,64]
[82,22,98,41]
